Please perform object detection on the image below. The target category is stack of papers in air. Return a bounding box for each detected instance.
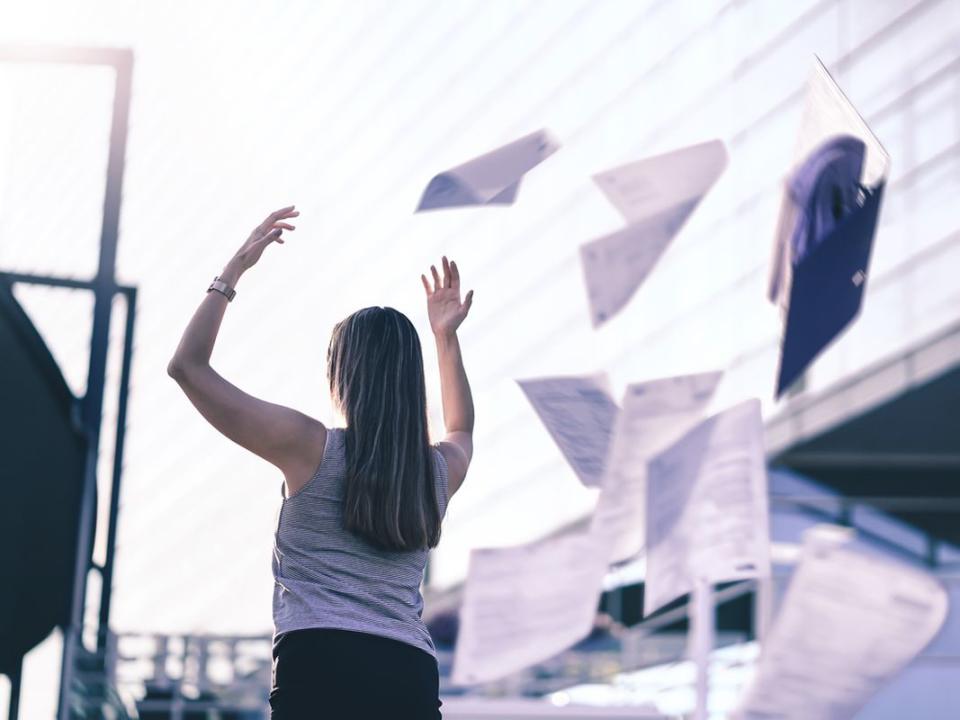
[452,371,727,684]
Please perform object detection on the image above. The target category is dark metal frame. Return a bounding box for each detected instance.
[0,45,134,720]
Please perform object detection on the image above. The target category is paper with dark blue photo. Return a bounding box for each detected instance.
[769,57,890,397]
[415,129,560,212]
[643,398,771,615]
[581,139,727,327]
[768,135,866,302]
[517,374,618,488]
[777,183,885,396]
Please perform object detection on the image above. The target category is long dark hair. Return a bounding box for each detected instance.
[327,306,442,552]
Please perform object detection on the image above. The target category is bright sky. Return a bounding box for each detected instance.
[2,0,960,713]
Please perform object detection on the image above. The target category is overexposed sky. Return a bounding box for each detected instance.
[1,0,958,683]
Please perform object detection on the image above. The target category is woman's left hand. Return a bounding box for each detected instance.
[231,205,299,273]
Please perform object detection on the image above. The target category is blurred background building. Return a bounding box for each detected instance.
[0,0,958,717]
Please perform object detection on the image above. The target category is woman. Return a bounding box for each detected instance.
[167,206,474,717]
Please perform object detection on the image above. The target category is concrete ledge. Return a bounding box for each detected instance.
[765,319,960,457]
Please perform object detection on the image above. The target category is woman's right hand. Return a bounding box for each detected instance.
[421,256,474,337]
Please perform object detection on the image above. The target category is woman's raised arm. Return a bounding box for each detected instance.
[421,256,474,498]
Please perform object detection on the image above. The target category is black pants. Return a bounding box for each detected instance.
[269,627,443,719]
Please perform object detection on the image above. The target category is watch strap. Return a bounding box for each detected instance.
[207,276,236,301]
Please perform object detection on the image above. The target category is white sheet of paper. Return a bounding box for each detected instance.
[795,57,889,189]
[582,140,727,326]
[592,139,728,225]
[450,532,609,685]
[732,525,949,720]
[768,56,891,304]
[643,398,771,615]
[517,374,619,487]
[579,198,701,327]
[590,372,723,565]
[415,128,560,211]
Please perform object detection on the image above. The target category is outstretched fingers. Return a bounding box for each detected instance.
[449,259,461,290]
[425,257,464,295]
[442,256,452,288]
[256,205,299,235]
[463,289,474,312]
[269,205,299,222]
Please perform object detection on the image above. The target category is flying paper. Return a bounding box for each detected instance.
[591,371,723,565]
[732,524,949,720]
[450,532,609,685]
[415,129,560,211]
[581,140,728,327]
[643,398,771,615]
[517,374,618,487]
[768,56,890,397]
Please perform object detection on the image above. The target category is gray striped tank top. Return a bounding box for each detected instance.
[271,427,449,659]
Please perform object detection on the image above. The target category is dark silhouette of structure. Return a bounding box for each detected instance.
[0,45,136,720]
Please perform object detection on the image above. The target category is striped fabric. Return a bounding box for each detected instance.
[271,427,449,659]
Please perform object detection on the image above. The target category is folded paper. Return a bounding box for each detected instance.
[415,129,560,212]
[581,140,728,327]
